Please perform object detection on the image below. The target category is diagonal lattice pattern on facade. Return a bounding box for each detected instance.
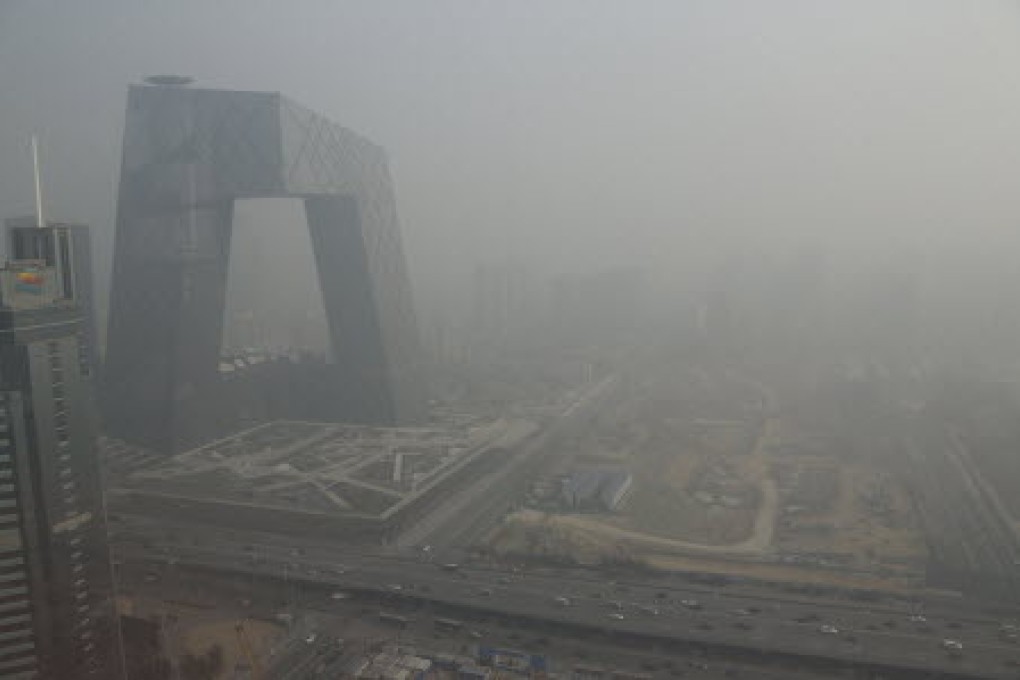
[104,84,425,454]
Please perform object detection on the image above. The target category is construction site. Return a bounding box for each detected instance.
[484,362,927,592]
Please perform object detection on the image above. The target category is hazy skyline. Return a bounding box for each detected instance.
[3,1,1020,318]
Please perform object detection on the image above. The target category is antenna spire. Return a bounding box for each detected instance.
[31,135,45,229]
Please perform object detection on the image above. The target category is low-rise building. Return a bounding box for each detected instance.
[561,468,632,512]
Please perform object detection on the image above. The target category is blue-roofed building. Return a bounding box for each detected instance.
[561,468,632,512]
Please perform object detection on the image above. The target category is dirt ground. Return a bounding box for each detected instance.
[485,365,927,591]
[774,460,923,561]
[180,618,283,678]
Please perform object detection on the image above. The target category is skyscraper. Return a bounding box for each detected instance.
[0,221,123,679]
[104,83,426,453]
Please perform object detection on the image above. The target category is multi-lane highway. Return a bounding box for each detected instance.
[114,532,1020,680]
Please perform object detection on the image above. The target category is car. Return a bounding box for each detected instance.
[554,596,571,607]
[940,639,964,656]
[143,572,159,583]
[330,591,350,600]
[818,624,839,635]
[608,613,625,621]
[734,621,753,631]
[476,588,493,597]
[907,614,927,623]
[680,599,702,610]
[422,545,433,552]
[388,584,403,592]
[469,630,483,639]
[304,633,317,644]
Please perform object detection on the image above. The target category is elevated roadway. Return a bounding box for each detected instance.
[115,539,1020,680]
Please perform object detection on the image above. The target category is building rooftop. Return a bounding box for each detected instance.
[104,416,535,520]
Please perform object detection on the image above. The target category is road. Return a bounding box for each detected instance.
[114,536,1020,680]
[901,413,1020,599]
[395,374,620,554]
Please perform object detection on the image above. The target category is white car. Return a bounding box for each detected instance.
[553,596,571,607]
[818,624,839,635]
[608,613,625,621]
[304,633,317,644]
[940,639,964,655]
[330,591,349,600]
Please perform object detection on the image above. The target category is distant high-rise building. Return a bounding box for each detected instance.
[551,266,647,344]
[5,217,99,373]
[0,221,124,679]
[470,262,532,350]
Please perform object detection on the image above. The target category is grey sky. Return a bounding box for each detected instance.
[2,1,1020,311]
